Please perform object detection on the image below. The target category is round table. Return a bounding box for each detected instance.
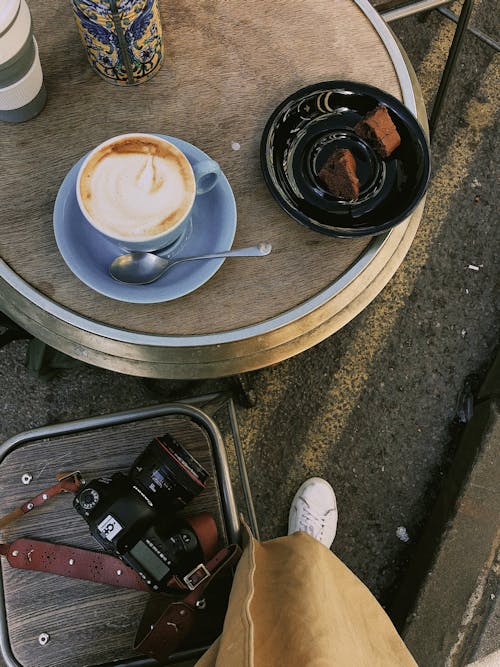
[0,0,427,379]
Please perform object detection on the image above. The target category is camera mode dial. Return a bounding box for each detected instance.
[79,488,100,510]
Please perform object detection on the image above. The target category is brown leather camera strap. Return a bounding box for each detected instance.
[0,472,149,590]
[0,538,242,660]
[134,543,242,661]
[0,471,82,529]
[0,537,149,591]
[0,471,242,661]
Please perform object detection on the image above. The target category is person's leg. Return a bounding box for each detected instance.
[250,477,416,666]
[197,478,417,666]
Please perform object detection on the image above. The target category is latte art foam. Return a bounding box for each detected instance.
[79,137,196,240]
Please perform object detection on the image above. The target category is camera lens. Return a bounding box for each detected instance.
[129,433,209,509]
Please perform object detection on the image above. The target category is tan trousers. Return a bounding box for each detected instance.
[196,529,418,667]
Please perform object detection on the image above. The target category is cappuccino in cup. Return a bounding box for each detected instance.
[76,133,220,251]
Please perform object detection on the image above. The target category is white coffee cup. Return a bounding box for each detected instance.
[76,133,221,251]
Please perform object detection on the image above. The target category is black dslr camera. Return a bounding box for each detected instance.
[74,433,217,591]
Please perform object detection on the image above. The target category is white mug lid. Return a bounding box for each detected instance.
[0,0,21,35]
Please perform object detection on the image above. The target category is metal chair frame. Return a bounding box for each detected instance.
[380,0,479,138]
[0,397,258,667]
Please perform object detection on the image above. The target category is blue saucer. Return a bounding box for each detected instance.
[53,136,237,303]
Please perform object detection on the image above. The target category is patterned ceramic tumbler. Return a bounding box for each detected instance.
[71,0,164,85]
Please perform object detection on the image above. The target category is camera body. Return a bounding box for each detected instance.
[74,433,217,591]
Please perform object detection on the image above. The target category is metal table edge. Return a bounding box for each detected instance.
[0,0,421,351]
[0,0,427,378]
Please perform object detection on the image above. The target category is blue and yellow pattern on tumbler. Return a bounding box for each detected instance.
[71,0,164,85]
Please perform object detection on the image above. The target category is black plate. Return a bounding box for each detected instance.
[260,81,431,238]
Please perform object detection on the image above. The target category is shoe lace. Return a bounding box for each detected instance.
[297,503,329,537]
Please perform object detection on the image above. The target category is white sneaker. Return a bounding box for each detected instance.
[288,477,338,548]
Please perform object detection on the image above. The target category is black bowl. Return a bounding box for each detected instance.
[260,81,431,238]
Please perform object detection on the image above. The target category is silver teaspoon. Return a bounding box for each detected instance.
[109,242,272,285]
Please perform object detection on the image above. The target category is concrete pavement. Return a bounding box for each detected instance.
[395,356,500,665]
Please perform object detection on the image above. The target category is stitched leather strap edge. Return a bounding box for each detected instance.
[134,544,242,660]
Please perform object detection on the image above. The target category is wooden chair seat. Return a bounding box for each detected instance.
[0,408,239,667]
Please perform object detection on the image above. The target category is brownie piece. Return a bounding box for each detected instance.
[354,104,401,158]
[318,148,360,201]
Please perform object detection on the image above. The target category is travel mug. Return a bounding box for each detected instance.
[71,0,164,85]
[0,0,46,122]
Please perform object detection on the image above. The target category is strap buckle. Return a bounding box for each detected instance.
[56,471,82,491]
[182,563,210,591]
[56,470,81,483]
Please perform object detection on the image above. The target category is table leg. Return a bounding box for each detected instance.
[0,312,32,348]
[142,374,257,408]
[0,315,84,378]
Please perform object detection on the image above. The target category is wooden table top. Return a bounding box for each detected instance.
[0,0,426,378]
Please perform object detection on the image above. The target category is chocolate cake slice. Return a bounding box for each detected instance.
[354,104,401,158]
[318,148,360,201]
